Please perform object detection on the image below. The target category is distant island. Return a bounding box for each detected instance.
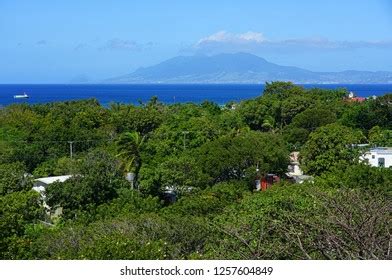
[105,52,392,84]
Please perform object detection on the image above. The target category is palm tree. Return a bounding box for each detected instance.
[116,131,145,189]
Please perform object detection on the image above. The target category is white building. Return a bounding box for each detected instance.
[32,175,72,210]
[361,147,392,168]
[286,152,314,184]
[33,175,72,194]
[287,152,303,176]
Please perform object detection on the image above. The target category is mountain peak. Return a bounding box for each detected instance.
[106,53,392,84]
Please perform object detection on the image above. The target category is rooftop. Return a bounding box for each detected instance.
[34,175,73,185]
[369,147,392,154]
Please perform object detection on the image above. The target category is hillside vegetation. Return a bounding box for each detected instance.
[0,82,391,259]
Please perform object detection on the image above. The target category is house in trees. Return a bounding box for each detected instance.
[32,175,72,213]
[345,91,366,102]
[287,152,302,176]
[33,175,72,194]
[285,152,313,184]
[362,147,392,168]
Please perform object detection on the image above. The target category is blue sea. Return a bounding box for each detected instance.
[0,84,391,107]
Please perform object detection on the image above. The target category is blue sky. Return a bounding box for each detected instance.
[1,0,392,83]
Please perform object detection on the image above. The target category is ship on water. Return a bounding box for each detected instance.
[13,92,29,99]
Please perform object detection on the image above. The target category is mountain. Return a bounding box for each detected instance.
[106,53,392,84]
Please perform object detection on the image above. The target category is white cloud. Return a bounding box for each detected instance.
[238,31,265,42]
[190,31,392,54]
[197,31,266,46]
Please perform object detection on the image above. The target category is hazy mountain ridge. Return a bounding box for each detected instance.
[106,53,392,84]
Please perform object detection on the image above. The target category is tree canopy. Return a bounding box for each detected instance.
[1,82,390,260]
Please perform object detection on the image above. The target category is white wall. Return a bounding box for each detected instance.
[362,150,392,168]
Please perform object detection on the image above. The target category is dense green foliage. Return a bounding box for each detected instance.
[0,162,31,195]
[300,124,364,175]
[0,82,391,260]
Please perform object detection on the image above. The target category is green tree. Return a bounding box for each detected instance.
[280,95,312,125]
[0,162,31,195]
[110,97,166,135]
[368,126,392,146]
[0,190,43,258]
[290,107,337,132]
[263,81,304,99]
[195,131,289,185]
[283,106,338,148]
[318,163,392,196]
[340,98,392,131]
[116,131,145,187]
[301,124,364,175]
[205,183,390,260]
[157,154,209,192]
[46,150,127,216]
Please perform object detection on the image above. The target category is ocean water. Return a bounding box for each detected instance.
[0,84,391,107]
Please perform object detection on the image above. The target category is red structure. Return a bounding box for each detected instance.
[345,92,366,103]
[256,174,280,191]
[346,96,366,103]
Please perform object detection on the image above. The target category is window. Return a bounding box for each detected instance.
[378,158,385,167]
[372,155,375,159]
